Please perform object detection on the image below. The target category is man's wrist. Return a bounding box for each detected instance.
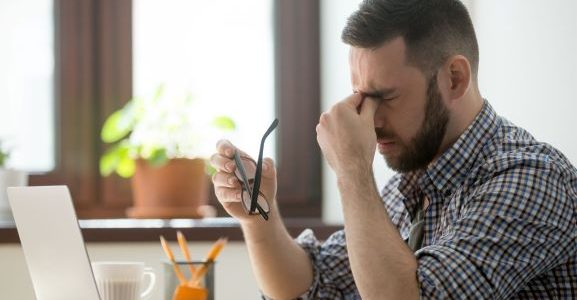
[240,209,287,245]
[336,164,374,189]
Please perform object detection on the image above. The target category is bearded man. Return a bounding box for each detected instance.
[210,0,577,298]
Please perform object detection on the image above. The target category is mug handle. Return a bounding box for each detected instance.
[141,267,156,299]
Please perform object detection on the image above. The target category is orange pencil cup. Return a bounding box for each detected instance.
[163,261,215,300]
[173,285,208,300]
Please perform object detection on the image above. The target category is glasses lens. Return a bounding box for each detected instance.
[240,190,270,214]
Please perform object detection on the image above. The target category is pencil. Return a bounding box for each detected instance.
[177,231,197,277]
[191,237,228,286]
[160,235,188,285]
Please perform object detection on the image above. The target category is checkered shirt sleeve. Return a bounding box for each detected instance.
[260,229,360,300]
[416,153,576,299]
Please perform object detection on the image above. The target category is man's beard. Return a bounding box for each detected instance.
[376,75,450,173]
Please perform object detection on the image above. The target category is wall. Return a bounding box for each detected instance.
[320,0,576,224]
[472,0,577,163]
[0,242,258,300]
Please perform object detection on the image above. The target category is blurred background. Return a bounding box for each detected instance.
[1,0,575,222]
[0,1,576,299]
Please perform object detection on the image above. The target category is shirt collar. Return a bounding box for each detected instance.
[425,99,500,195]
[398,100,501,213]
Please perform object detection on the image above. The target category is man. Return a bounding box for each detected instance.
[210,0,577,299]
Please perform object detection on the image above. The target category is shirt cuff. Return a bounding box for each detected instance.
[296,229,323,299]
[259,229,321,300]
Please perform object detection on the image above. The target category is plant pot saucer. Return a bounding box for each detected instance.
[126,205,215,219]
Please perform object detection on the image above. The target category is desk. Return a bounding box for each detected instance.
[0,218,342,299]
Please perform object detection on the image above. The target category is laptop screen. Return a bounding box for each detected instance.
[8,186,101,300]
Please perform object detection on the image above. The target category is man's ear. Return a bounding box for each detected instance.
[437,55,471,104]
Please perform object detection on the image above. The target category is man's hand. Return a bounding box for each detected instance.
[319,95,419,299]
[210,139,278,223]
[210,139,314,299]
[316,93,380,177]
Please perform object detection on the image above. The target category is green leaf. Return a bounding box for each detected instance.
[101,110,132,143]
[147,149,169,167]
[212,116,236,131]
[184,93,194,105]
[205,163,217,176]
[117,155,136,178]
[99,147,121,176]
[0,153,7,168]
[152,84,165,103]
[0,145,8,168]
[100,142,135,178]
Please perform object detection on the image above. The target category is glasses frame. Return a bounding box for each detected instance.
[233,119,279,221]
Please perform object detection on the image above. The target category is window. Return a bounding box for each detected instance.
[133,0,276,157]
[0,0,55,172]
[29,0,321,219]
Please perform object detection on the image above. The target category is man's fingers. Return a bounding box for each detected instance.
[343,93,364,109]
[212,171,240,188]
[360,97,380,121]
[214,186,241,203]
[216,139,236,158]
[341,93,379,118]
[216,139,252,159]
[262,157,276,178]
[210,153,236,173]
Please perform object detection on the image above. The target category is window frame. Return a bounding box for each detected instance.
[30,0,322,219]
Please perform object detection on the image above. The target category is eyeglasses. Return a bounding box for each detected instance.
[233,119,279,221]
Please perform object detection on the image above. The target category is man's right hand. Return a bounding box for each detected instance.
[210,139,278,223]
[211,140,314,299]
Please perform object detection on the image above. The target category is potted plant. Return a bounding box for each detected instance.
[0,142,8,169]
[0,141,28,220]
[100,86,235,218]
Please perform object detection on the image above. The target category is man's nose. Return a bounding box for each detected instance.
[373,112,387,129]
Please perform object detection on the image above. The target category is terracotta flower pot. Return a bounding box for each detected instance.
[126,158,210,218]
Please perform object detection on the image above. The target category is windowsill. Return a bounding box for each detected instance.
[0,217,343,243]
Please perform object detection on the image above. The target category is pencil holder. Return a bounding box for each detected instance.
[163,260,215,300]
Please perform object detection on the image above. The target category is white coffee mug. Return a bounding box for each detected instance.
[92,261,156,300]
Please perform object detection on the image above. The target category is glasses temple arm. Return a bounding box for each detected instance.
[250,118,279,213]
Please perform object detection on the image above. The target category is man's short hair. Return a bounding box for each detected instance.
[342,0,479,80]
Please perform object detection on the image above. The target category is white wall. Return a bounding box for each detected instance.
[472,0,577,164]
[320,0,576,224]
[0,242,258,300]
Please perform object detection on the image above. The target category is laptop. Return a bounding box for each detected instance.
[7,186,101,300]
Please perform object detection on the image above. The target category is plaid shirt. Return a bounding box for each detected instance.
[287,101,577,299]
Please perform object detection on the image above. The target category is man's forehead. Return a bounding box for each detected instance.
[349,37,407,66]
[349,37,409,90]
